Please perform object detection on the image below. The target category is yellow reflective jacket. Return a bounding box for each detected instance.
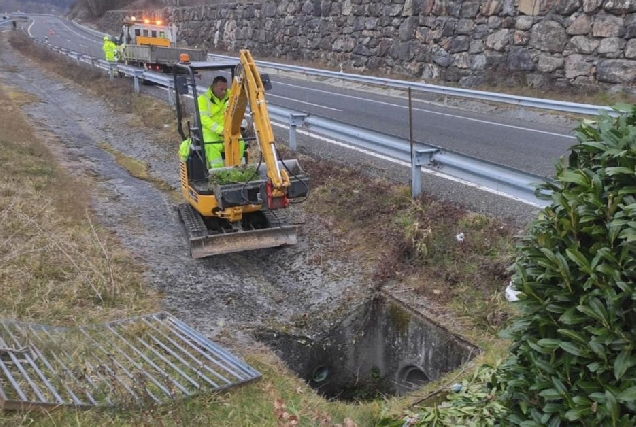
[197,87,230,143]
[103,40,117,62]
[178,138,191,162]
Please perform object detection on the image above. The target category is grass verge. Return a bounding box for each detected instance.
[297,157,516,334]
[3,32,522,425]
[0,34,381,426]
[0,82,161,326]
[8,33,179,145]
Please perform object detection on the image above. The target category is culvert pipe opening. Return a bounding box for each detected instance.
[255,297,478,401]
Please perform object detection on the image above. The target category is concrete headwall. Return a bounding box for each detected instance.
[100,0,636,90]
[257,298,476,398]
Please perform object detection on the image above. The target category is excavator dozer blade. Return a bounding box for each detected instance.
[189,226,298,258]
[177,203,297,258]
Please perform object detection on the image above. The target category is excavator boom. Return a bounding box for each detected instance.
[225,50,291,208]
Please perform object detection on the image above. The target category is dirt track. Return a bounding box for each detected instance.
[0,38,371,348]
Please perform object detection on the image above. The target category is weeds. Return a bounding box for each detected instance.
[99,142,174,192]
[298,156,516,332]
[209,164,259,185]
[0,83,160,325]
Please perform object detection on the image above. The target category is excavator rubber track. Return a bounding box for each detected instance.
[177,203,298,258]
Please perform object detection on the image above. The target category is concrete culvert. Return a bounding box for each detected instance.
[396,365,429,396]
[255,296,478,401]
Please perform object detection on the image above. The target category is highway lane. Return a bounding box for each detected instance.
[28,14,576,177]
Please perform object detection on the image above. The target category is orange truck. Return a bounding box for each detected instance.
[116,16,207,73]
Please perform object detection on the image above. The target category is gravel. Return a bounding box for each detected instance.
[0,43,370,348]
[1,36,540,354]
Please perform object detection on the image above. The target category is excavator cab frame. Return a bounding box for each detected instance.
[173,60,238,184]
[172,53,309,258]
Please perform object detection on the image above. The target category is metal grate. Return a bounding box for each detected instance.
[0,312,260,411]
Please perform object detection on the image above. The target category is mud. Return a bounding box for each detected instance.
[0,39,370,348]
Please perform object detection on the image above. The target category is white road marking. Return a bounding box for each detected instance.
[59,19,100,44]
[150,87,542,207]
[27,20,34,37]
[276,81,575,139]
[268,94,342,111]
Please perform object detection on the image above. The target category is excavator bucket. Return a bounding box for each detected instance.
[177,203,298,258]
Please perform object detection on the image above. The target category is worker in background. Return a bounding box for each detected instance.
[196,76,245,168]
[102,35,117,76]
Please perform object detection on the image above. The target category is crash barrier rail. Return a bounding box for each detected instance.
[69,18,108,39]
[67,18,613,119]
[5,14,28,20]
[31,37,550,207]
[208,54,615,118]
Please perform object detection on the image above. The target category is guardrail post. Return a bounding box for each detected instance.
[411,148,438,199]
[288,113,308,151]
[167,83,175,107]
[108,63,114,81]
[133,70,143,94]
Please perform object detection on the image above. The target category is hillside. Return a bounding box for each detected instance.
[0,0,72,13]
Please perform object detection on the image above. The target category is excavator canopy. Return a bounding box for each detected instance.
[172,54,308,258]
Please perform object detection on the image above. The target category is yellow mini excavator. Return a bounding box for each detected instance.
[173,50,309,258]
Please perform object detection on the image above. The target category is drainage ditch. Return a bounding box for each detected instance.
[256,296,478,401]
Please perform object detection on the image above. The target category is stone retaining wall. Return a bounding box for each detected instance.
[100,0,636,90]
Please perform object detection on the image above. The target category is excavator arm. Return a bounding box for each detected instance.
[224,50,291,206]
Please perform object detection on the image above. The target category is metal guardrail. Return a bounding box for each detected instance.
[67,19,611,118]
[69,19,108,38]
[31,37,550,207]
[208,53,615,118]
[267,105,550,205]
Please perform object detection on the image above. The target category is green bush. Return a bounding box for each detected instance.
[377,364,507,427]
[498,106,636,426]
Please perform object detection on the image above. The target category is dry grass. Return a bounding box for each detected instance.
[9,33,179,145]
[0,33,519,425]
[0,81,161,326]
[0,35,381,426]
[296,156,516,334]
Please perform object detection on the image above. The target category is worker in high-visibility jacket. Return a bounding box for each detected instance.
[102,36,117,61]
[196,76,245,168]
[103,35,117,77]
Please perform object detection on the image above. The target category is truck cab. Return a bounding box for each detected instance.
[116,15,207,73]
[120,16,177,48]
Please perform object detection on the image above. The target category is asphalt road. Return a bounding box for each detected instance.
[26,14,577,178]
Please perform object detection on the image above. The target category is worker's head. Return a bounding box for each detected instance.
[103,35,109,41]
[211,76,228,99]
